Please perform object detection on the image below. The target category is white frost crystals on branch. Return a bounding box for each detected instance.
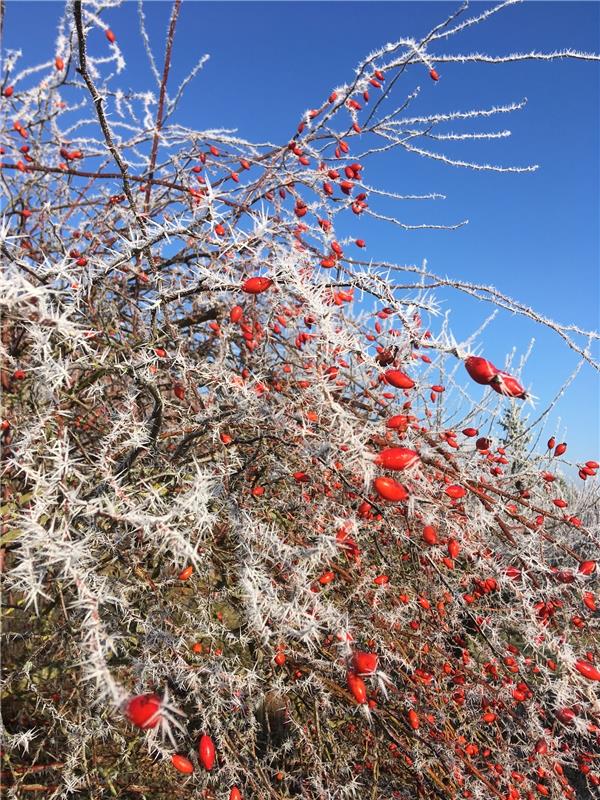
[2,1,599,798]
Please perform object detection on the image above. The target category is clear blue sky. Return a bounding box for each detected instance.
[4,1,599,467]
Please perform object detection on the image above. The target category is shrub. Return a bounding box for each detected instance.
[1,2,599,798]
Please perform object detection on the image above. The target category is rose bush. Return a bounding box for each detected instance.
[1,2,599,798]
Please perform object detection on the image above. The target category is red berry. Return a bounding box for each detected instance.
[373,476,409,502]
[373,574,389,586]
[199,734,216,770]
[422,526,438,545]
[384,370,415,390]
[386,415,409,430]
[125,693,161,729]
[352,651,378,675]
[374,447,419,471]
[319,570,335,585]
[293,471,310,482]
[464,356,498,385]
[171,754,194,774]
[105,29,116,44]
[555,707,575,725]
[230,305,244,323]
[491,371,527,399]
[447,539,461,559]
[583,592,596,612]
[445,485,466,500]
[173,383,185,401]
[407,709,420,730]
[575,659,600,681]
[347,671,367,704]
[242,276,273,294]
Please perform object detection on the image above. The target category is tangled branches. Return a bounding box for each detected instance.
[1,2,599,798]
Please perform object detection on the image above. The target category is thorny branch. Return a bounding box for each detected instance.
[1,2,599,799]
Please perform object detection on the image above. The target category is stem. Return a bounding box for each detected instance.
[143,0,182,214]
[73,1,152,266]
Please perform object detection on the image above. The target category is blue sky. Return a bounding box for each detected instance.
[3,1,599,468]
